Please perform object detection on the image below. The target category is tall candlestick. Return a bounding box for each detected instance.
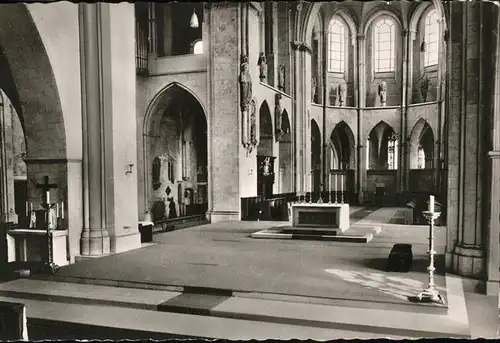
[335,174,339,203]
[429,195,435,212]
[61,201,64,220]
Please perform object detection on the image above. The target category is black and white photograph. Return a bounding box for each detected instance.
[0,0,499,340]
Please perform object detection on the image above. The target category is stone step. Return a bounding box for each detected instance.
[0,275,468,339]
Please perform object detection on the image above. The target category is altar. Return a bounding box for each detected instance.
[291,203,350,233]
[6,229,68,267]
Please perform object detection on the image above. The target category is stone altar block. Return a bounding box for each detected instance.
[6,229,69,267]
[291,203,350,232]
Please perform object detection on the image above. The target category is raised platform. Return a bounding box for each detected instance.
[251,225,381,243]
[291,203,349,232]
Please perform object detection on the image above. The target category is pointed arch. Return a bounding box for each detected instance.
[0,3,67,159]
[142,81,208,220]
[368,121,398,170]
[409,118,435,169]
[281,109,291,141]
[143,82,208,137]
[259,100,273,137]
[330,121,355,170]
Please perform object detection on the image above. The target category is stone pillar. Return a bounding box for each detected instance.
[486,4,500,296]
[292,4,303,194]
[79,3,110,256]
[0,96,16,223]
[448,2,485,277]
[356,33,366,204]
[400,29,409,199]
[207,3,241,222]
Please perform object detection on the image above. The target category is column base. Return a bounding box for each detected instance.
[208,210,240,223]
[111,231,140,254]
[451,244,485,278]
[485,279,500,296]
[80,228,111,256]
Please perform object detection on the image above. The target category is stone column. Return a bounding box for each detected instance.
[79,3,110,256]
[400,29,409,199]
[356,33,366,204]
[448,2,485,277]
[486,4,500,296]
[0,96,16,223]
[291,4,303,194]
[207,3,241,222]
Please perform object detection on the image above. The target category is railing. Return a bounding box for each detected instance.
[135,17,149,76]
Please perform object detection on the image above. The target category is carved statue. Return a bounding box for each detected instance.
[378,81,387,106]
[278,64,285,91]
[261,157,273,177]
[420,76,430,102]
[312,76,318,103]
[239,55,252,112]
[152,157,162,190]
[249,100,258,146]
[338,84,347,107]
[275,93,282,140]
[258,52,267,83]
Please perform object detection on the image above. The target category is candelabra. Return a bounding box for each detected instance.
[41,203,60,275]
[415,210,444,304]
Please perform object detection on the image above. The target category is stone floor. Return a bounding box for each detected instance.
[0,206,496,339]
[44,207,447,311]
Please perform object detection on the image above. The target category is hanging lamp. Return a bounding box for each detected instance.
[190,8,199,28]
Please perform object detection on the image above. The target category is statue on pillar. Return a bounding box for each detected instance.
[275,93,283,141]
[338,83,347,107]
[312,76,318,103]
[240,54,252,150]
[378,81,387,107]
[258,52,268,83]
[278,64,285,91]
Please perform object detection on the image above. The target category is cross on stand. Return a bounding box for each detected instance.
[36,176,58,208]
[35,175,59,275]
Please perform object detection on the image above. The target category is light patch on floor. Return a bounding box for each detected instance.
[325,268,445,301]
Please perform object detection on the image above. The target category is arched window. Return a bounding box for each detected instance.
[388,133,398,170]
[374,17,396,73]
[328,18,345,73]
[192,40,203,55]
[424,10,439,67]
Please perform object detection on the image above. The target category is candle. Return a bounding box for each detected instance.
[61,201,64,220]
[329,174,332,192]
[429,195,435,213]
[334,174,337,192]
[56,203,60,218]
[46,191,50,205]
[30,202,33,212]
[25,201,28,216]
[341,175,343,193]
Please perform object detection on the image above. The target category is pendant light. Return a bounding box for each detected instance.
[190,8,199,28]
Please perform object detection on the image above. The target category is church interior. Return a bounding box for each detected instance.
[0,0,499,339]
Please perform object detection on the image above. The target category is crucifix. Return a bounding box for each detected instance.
[36,176,58,206]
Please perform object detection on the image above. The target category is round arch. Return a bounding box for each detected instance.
[0,4,66,159]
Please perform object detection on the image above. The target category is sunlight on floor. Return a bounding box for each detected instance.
[325,268,446,301]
